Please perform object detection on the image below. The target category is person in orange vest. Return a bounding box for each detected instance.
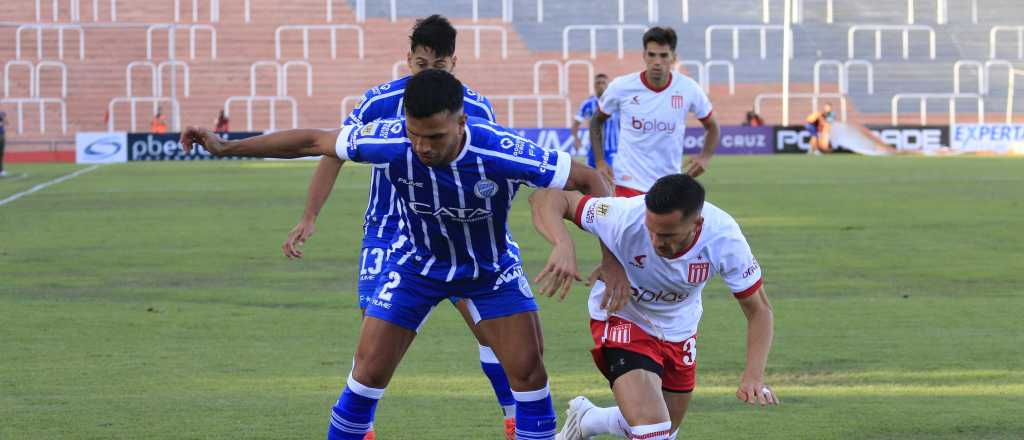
[151,107,169,134]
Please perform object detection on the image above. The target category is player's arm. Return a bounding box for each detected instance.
[180,126,344,159]
[528,189,586,299]
[735,286,779,406]
[588,111,613,182]
[281,156,343,259]
[686,112,720,178]
[570,118,584,152]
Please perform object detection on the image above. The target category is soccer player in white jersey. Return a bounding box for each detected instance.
[590,27,721,196]
[529,174,778,440]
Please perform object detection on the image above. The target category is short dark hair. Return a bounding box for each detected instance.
[410,15,457,58]
[595,73,609,80]
[642,27,677,52]
[403,69,464,118]
[645,174,705,218]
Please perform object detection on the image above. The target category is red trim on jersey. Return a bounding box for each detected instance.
[614,185,646,197]
[640,71,673,93]
[733,277,763,299]
[574,195,594,228]
[698,110,715,123]
[670,222,703,259]
[630,430,675,440]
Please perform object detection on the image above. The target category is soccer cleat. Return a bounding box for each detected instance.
[362,430,375,440]
[555,396,596,440]
[504,418,516,440]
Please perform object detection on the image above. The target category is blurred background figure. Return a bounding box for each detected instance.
[805,103,834,154]
[151,107,168,134]
[214,109,230,133]
[571,73,618,169]
[743,110,764,127]
[0,111,7,177]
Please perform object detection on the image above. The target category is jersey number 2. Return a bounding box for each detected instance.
[377,272,402,302]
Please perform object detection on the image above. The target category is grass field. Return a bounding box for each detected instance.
[1,156,1022,439]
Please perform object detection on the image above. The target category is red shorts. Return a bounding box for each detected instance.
[590,316,698,392]
[614,185,645,197]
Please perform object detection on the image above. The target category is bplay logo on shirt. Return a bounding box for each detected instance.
[630,116,676,134]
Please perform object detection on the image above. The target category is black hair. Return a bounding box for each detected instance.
[642,26,677,52]
[403,69,465,118]
[645,174,705,218]
[409,14,457,58]
[595,73,609,79]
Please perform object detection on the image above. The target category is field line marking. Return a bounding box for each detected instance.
[0,165,101,207]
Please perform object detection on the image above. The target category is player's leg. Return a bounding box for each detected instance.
[327,270,440,440]
[661,391,692,439]
[452,298,518,428]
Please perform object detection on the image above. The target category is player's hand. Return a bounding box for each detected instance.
[736,374,780,406]
[180,126,228,156]
[533,242,582,301]
[282,218,316,259]
[685,154,711,178]
[595,160,614,186]
[595,256,631,313]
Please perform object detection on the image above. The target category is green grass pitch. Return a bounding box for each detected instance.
[1,156,1022,439]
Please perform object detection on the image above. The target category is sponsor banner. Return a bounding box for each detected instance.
[774,125,815,153]
[682,126,774,155]
[76,132,128,164]
[865,125,949,152]
[127,132,263,161]
[514,127,774,157]
[951,124,1024,154]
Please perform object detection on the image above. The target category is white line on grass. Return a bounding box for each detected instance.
[0,165,101,207]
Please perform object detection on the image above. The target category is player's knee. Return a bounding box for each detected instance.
[503,358,548,390]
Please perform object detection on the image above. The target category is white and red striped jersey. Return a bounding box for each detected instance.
[574,196,762,342]
[598,71,713,192]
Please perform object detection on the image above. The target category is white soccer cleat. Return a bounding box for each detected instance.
[555,396,596,440]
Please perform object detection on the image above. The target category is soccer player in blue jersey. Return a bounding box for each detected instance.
[570,73,619,170]
[278,15,515,439]
[180,70,614,440]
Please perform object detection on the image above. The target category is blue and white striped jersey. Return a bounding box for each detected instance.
[576,95,619,163]
[335,117,573,282]
[343,76,496,249]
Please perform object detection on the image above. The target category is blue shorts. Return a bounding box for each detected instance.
[357,246,462,310]
[364,264,539,332]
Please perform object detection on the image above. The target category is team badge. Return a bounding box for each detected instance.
[390,122,403,134]
[595,202,610,217]
[360,122,379,136]
[671,95,684,109]
[687,262,710,284]
[474,179,498,199]
[499,138,515,149]
[608,323,632,344]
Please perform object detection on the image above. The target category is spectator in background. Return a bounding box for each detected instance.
[571,73,619,169]
[743,110,764,127]
[214,109,230,133]
[151,107,168,134]
[805,103,834,154]
[0,111,7,177]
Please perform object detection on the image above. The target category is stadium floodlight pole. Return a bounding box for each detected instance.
[782,0,793,125]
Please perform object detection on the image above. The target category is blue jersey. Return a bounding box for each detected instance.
[575,95,618,167]
[336,117,572,282]
[343,76,496,249]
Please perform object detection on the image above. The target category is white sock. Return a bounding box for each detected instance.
[628,421,673,440]
[580,406,630,437]
[669,429,679,439]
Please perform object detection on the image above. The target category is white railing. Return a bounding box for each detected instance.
[391,60,411,80]
[503,0,545,23]
[847,25,936,60]
[617,0,659,23]
[174,0,250,22]
[563,24,649,60]
[890,93,985,126]
[454,25,508,59]
[953,59,1015,95]
[34,61,68,98]
[989,26,1024,59]
[158,60,190,97]
[813,59,874,95]
[531,59,596,97]
[107,96,180,132]
[754,92,848,121]
[907,0,947,24]
[489,95,572,127]
[249,60,313,97]
[791,0,833,24]
[4,61,35,98]
[340,95,364,122]
[146,24,217,60]
[34,0,118,22]
[126,61,158,96]
[0,98,67,134]
[15,24,86,60]
[705,25,791,60]
[673,60,736,95]
[275,25,364,60]
[1006,68,1024,123]
[224,96,299,132]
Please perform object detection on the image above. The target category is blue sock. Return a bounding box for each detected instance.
[479,345,516,418]
[512,384,557,440]
[327,374,385,440]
